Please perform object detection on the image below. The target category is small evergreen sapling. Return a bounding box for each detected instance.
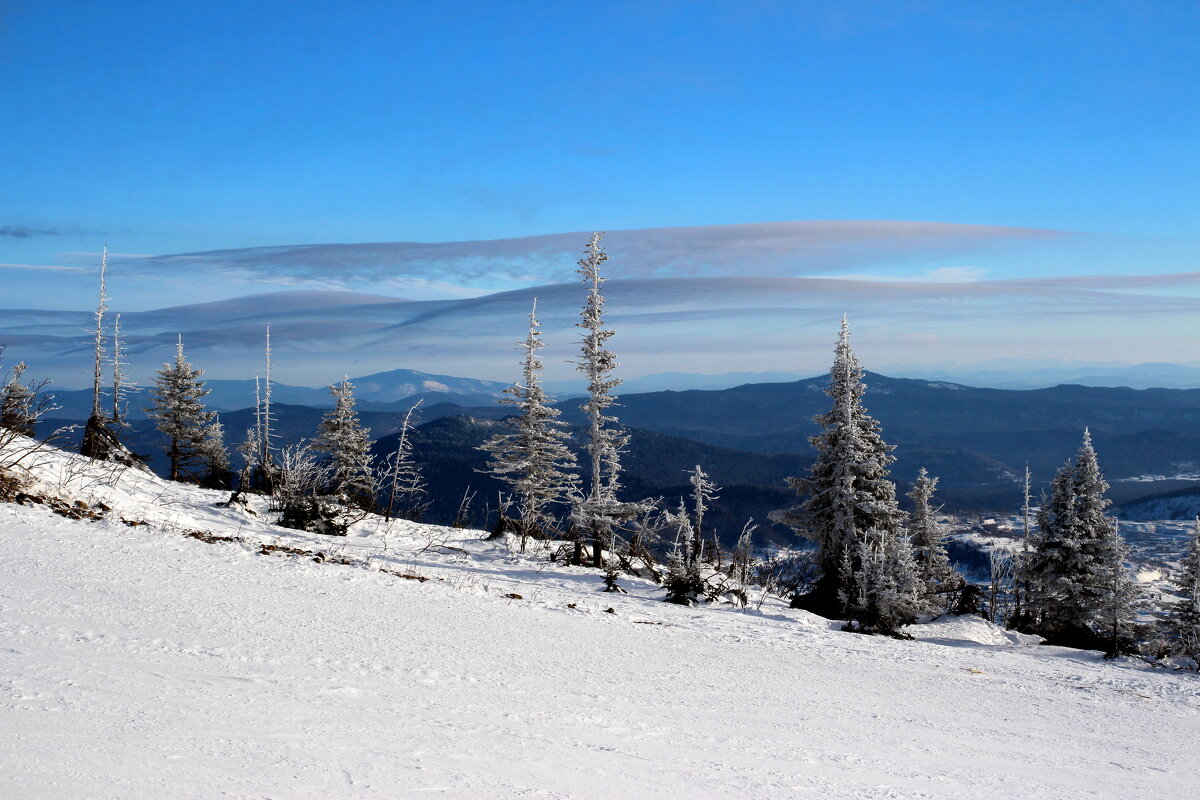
[147,336,218,482]
[313,377,376,508]
[730,519,757,587]
[688,464,719,568]
[1,362,36,436]
[200,419,232,489]
[380,401,428,522]
[841,526,925,637]
[274,441,343,535]
[907,468,963,614]
[664,500,705,605]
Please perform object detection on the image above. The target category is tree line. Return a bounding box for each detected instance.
[1,234,1198,667]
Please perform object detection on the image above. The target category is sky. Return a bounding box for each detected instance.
[1,1,1198,386]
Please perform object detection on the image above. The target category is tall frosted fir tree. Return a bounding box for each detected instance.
[313,378,375,508]
[571,232,650,568]
[773,316,908,619]
[1024,430,1139,653]
[148,336,218,481]
[480,298,578,551]
[81,245,118,459]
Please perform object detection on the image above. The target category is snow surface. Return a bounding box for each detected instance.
[2,441,1198,799]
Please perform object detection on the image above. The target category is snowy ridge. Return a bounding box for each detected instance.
[1,439,1199,799]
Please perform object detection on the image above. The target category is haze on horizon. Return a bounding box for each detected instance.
[1,1,1197,386]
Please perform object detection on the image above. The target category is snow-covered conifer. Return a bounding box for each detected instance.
[1024,430,1140,651]
[236,421,262,493]
[1010,465,1034,628]
[479,299,578,550]
[148,336,217,481]
[259,327,277,474]
[274,441,343,535]
[908,467,961,611]
[313,377,376,508]
[89,245,108,421]
[664,500,704,604]
[81,245,119,460]
[688,464,719,567]
[200,418,231,488]
[571,232,652,568]
[1094,529,1140,657]
[110,312,138,429]
[1,362,35,436]
[730,519,757,586]
[381,401,427,521]
[772,316,908,619]
[841,526,925,636]
[1168,518,1200,669]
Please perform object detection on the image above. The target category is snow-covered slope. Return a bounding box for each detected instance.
[1,442,1198,799]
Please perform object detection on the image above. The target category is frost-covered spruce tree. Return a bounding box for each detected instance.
[772,316,908,619]
[1010,465,1035,629]
[1,362,35,436]
[571,232,651,569]
[1094,527,1140,658]
[480,298,578,551]
[688,464,719,567]
[200,418,231,489]
[1168,518,1200,669]
[908,467,962,611]
[275,441,343,535]
[148,336,217,481]
[1024,430,1139,650]
[664,500,704,604]
[313,378,376,508]
[841,525,925,636]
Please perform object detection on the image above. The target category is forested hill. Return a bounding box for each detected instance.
[550,373,1200,485]
[38,373,1200,530]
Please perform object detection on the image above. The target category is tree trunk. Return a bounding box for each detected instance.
[592,525,603,568]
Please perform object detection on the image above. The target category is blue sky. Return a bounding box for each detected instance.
[1,1,1198,383]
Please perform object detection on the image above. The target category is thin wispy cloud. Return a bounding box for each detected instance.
[988,272,1200,291]
[5,269,1198,387]
[115,221,1065,292]
[0,262,86,272]
[0,225,63,239]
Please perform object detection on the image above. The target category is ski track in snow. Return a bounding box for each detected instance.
[0,443,1198,799]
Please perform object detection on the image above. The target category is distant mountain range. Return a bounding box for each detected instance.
[883,361,1200,390]
[556,362,1200,393]
[39,371,1200,535]
[547,373,1200,489]
[45,369,508,418]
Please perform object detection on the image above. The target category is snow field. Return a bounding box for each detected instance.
[0,442,1198,798]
